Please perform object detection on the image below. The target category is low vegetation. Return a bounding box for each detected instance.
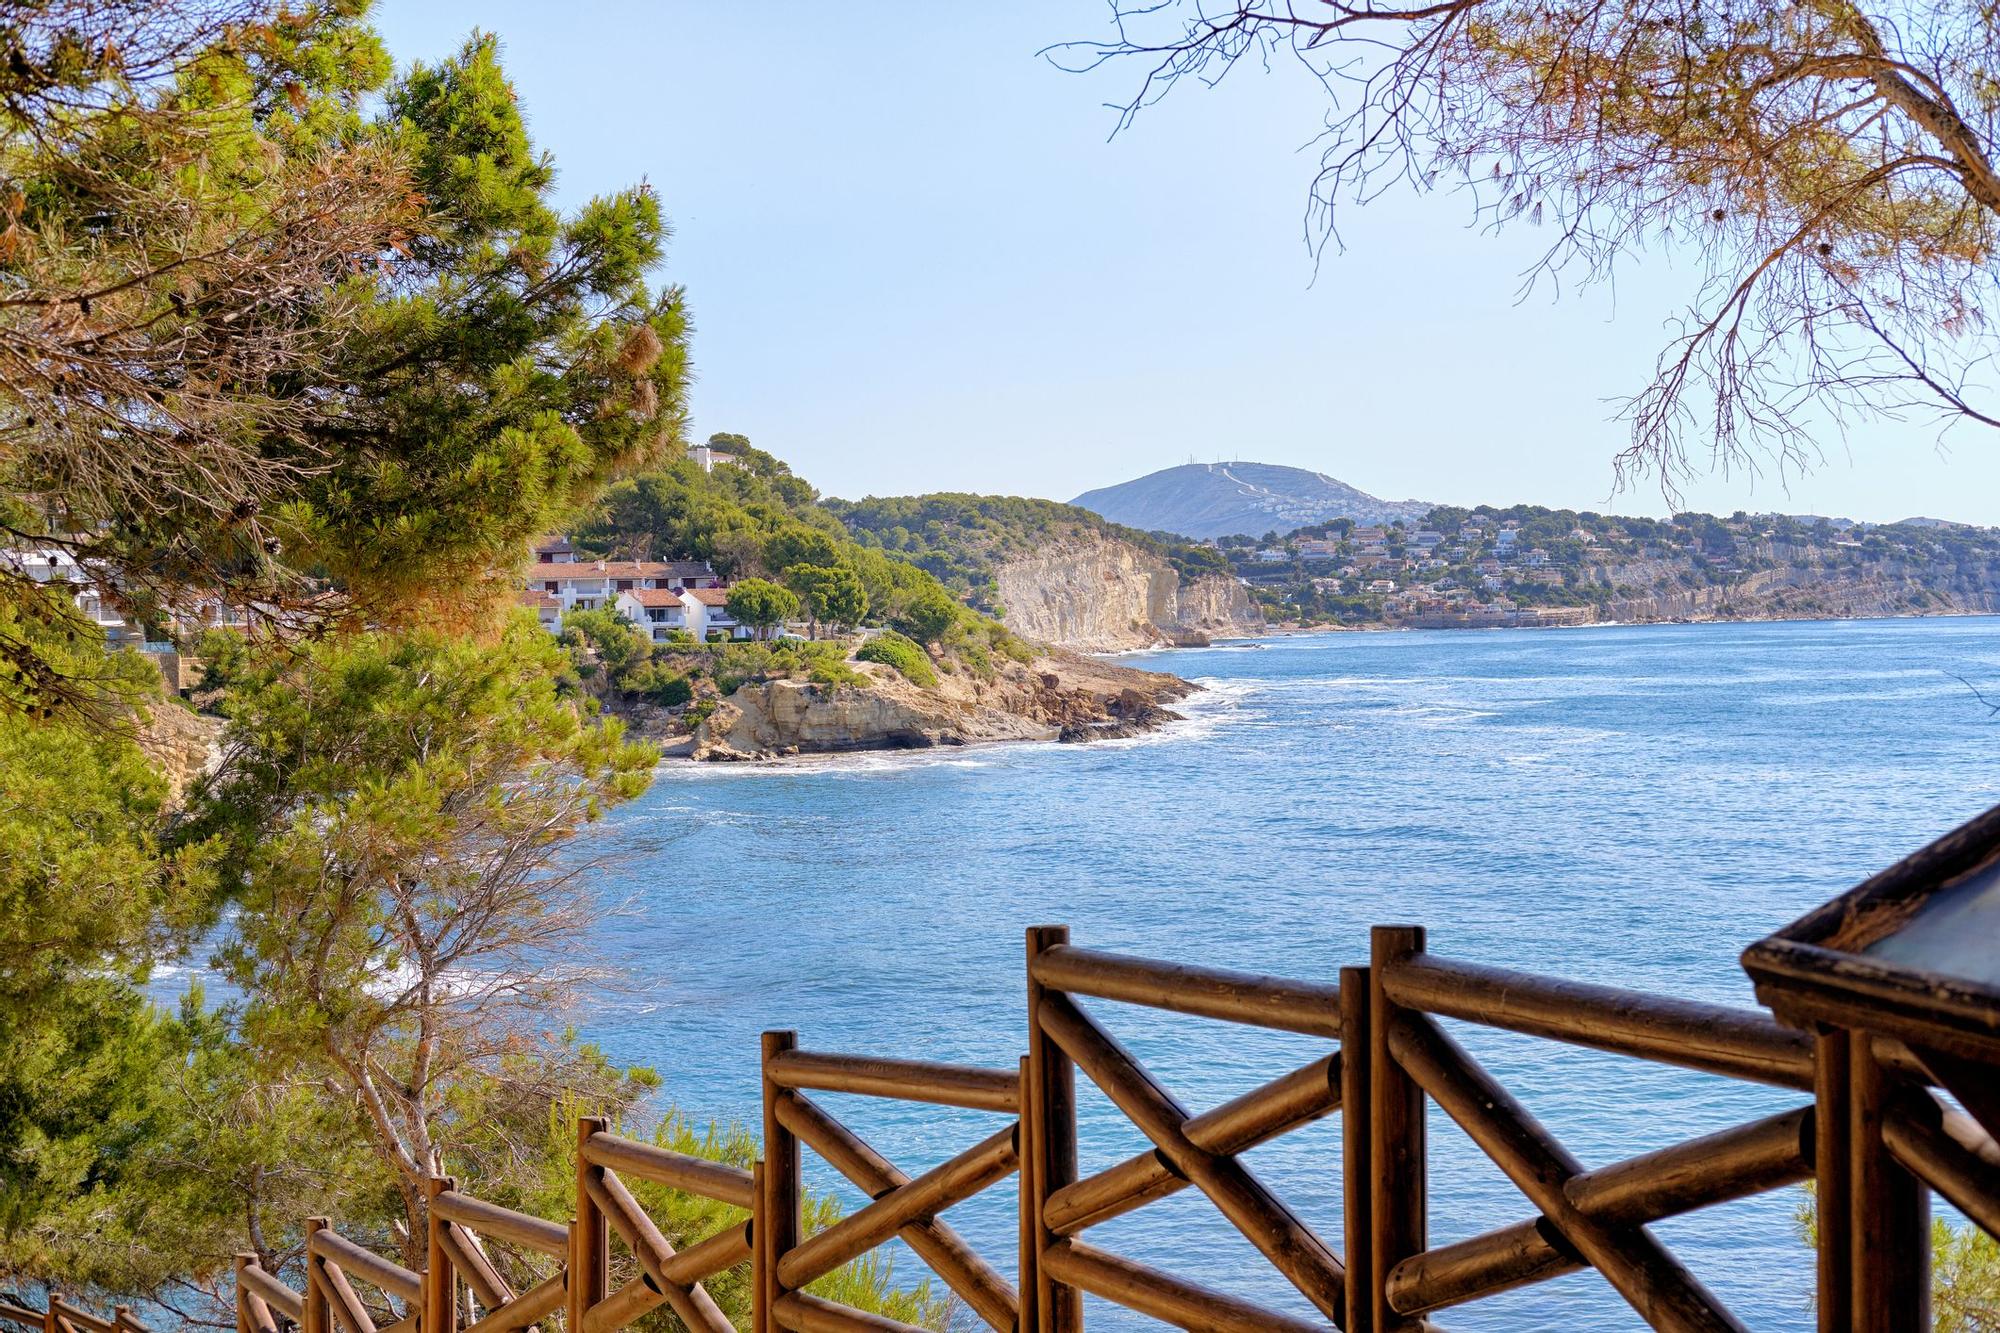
[827,492,1227,613]
[856,631,939,688]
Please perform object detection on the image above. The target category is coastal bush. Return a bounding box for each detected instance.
[725,578,800,640]
[893,585,961,645]
[857,632,938,688]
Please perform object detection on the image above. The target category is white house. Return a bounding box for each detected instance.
[2,547,144,646]
[532,534,577,563]
[525,557,723,618]
[687,442,737,473]
[520,591,563,632]
[616,587,699,642]
[684,586,750,640]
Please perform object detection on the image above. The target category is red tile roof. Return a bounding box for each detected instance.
[518,591,561,610]
[624,587,689,608]
[688,587,733,607]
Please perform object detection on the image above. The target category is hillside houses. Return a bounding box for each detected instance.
[608,586,746,642]
[520,536,751,640]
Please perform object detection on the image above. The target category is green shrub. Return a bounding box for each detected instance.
[856,632,937,688]
[651,674,693,707]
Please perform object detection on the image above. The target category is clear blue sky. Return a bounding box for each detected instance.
[376,1,1998,524]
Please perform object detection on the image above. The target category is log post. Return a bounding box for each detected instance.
[1341,966,1374,1333]
[43,1290,59,1333]
[1028,926,1081,1333]
[571,1117,609,1331]
[762,1031,802,1333]
[232,1255,253,1333]
[1851,1031,1929,1331]
[423,1176,455,1333]
[751,1160,768,1333]
[1018,1054,1041,1333]
[1370,927,1426,1332]
[302,1218,328,1333]
[1811,1030,1852,1333]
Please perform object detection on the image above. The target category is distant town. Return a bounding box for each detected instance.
[1205,507,2000,629]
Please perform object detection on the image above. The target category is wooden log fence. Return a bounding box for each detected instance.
[136,920,1970,1332]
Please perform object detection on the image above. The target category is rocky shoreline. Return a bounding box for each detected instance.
[659,650,1195,762]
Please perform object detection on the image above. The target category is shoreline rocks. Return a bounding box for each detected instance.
[685,650,1193,763]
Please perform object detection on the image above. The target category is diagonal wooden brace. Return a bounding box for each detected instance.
[582,1166,734,1333]
[777,1090,1019,1331]
[1037,991,1346,1324]
[1386,1010,1749,1333]
[1388,1106,1812,1314]
[775,1122,1020,1290]
[1044,1051,1341,1234]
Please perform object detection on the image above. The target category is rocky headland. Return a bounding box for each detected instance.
[682,649,1194,762]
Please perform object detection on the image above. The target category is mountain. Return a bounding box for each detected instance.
[1069,462,1436,540]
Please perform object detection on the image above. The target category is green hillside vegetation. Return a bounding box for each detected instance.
[560,439,1035,709]
[826,492,1228,614]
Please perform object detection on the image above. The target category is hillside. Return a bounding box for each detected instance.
[825,493,1261,649]
[1070,462,1435,539]
[1225,506,2000,630]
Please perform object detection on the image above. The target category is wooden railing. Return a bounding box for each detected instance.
[210,922,1998,1332]
[0,1291,147,1333]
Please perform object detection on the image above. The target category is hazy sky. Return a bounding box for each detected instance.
[375,2,1999,524]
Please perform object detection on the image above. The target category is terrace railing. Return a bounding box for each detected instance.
[218,923,1997,1332]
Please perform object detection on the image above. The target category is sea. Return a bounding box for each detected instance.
[572,617,2000,1329]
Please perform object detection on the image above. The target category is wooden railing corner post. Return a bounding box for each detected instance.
[1340,965,1375,1333]
[1810,1028,1853,1333]
[1850,1030,1930,1332]
[571,1117,609,1331]
[42,1289,60,1333]
[1026,924,1080,1333]
[1016,1053,1041,1333]
[1369,926,1426,1332]
[422,1175,455,1333]
[302,1217,329,1333]
[232,1254,254,1333]
[762,1031,801,1331]
[751,1159,769,1333]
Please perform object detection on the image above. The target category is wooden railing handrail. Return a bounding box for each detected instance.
[308,1227,422,1303]
[762,1048,1019,1113]
[1381,950,1817,1089]
[429,1189,569,1257]
[48,1301,113,1333]
[579,1129,757,1208]
[237,1260,305,1322]
[1030,943,1343,1037]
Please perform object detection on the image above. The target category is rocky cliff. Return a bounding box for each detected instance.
[993,538,1262,652]
[1586,544,2000,624]
[690,651,1193,761]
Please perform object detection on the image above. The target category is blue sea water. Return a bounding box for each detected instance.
[580,616,2000,1330]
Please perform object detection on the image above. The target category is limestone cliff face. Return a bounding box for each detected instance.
[1585,544,2000,624]
[993,538,1262,652]
[1172,572,1262,641]
[135,703,223,804]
